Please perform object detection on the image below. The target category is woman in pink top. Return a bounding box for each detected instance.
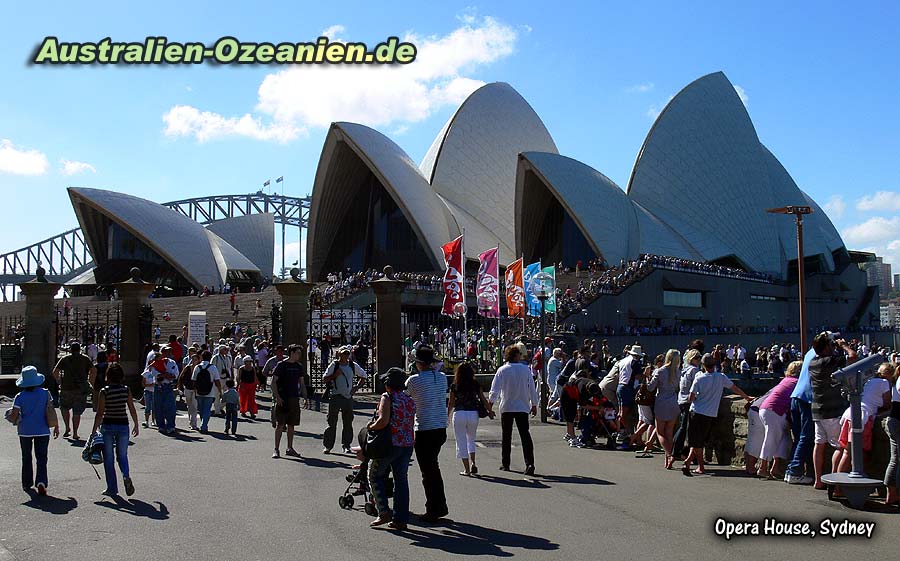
[756,361,801,479]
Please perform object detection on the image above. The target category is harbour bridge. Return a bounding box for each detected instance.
[0,192,310,301]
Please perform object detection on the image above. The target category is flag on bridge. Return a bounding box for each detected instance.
[440,235,465,317]
[505,258,525,318]
[542,265,556,313]
[524,261,542,317]
[476,247,500,318]
[276,176,284,183]
[263,179,270,187]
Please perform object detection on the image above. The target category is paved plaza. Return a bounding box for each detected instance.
[1,392,896,561]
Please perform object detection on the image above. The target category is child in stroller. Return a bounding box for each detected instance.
[339,427,392,515]
[575,394,619,449]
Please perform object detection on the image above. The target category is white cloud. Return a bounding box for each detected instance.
[822,194,846,220]
[60,159,96,175]
[0,139,49,176]
[320,24,345,39]
[842,216,900,246]
[646,95,674,119]
[162,105,302,143]
[856,190,900,212]
[163,16,519,143]
[733,85,749,106]
[626,82,654,93]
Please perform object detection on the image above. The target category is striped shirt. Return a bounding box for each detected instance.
[100,384,130,425]
[405,369,448,431]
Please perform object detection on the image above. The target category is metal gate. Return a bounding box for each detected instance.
[1,314,24,344]
[307,303,376,394]
[54,304,121,355]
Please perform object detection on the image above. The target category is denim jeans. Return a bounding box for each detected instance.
[785,398,813,477]
[20,435,50,489]
[153,384,176,432]
[197,396,214,431]
[369,445,413,523]
[225,404,238,433]
[101,424,130,494]
[143,390,155,423]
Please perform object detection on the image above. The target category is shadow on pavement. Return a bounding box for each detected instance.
[281,455,353,469]
[22,492,78,515]
[206,432,258,441]
[474,474,550,489]
[402,519,559,556]
[168,431,204,443]
[94,496,169,519]
[701,468,754,478]
[536,474,615,485]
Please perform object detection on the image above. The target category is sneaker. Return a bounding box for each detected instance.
[784,474,814,485]
[322,448,331,455]
[285,448,301,457]
[36,483,47,496]
[142,422,149,428]
[342,446,353,454]
[124,477,135,497]
[272,449,280,459]
[563,434,573,441]
[524,465,536,476]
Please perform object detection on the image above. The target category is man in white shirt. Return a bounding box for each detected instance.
[489,344,539,475]
[210,345,232,415]
[322,346,367,454]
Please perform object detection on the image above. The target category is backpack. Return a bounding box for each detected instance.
[195,366,213,395]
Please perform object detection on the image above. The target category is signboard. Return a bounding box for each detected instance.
[0,344,22,375]
[188,311,206,347]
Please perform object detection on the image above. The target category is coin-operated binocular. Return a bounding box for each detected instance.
[821,353,885,508]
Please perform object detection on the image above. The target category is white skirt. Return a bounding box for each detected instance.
[745,407,765,459]
[758,407,791,461]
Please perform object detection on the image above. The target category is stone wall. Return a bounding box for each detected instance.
[713,395,891,479]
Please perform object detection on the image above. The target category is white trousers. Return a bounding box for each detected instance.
[452,410,480,459]
[758,407,791,461]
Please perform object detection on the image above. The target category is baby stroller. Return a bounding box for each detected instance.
[339,427,392,516]
[576,396,618,449]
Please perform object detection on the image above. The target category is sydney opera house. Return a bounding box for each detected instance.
[58,71,877,328]
[306,71,876,328]
[66,187,272,293]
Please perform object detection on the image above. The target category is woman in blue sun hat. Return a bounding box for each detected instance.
[6,366,59,495]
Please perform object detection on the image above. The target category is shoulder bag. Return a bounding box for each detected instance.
[365,393,393,459]
[46,391,59,428]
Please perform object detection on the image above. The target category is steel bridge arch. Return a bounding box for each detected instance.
[0,192,310,301]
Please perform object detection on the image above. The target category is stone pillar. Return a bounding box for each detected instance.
[18,267,61,376]
[273,268,313,348]
[115,268,155,395]
[370,266,406,392]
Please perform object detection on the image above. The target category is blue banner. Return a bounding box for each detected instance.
[524,261,542,317]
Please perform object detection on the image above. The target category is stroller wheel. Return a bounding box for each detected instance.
[364,502,378,517]
[338,495,353,509]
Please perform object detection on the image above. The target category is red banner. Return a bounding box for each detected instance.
[505,258,525,318]
[476,247,500,318]
[441,235,465,316]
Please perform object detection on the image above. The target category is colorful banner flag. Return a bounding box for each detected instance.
[505,258,525,318]
[476,247,500,318]
[441,235,465,317]
[524,261,542,317]
[542,265,556,313]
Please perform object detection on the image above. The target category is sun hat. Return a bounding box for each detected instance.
[628,345,646,357]
[410,344,436,364]
[338,345,353,355]
[379,367,408,389]
[242,355,254,363]
[16,365,45,388]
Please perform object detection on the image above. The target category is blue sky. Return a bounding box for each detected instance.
[2,0,898,272]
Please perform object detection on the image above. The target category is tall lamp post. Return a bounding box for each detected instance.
[531,270,555,423]
[767,205,813,352]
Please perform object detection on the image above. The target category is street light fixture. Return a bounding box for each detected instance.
[767,205,813,352]
[531,270,555,423]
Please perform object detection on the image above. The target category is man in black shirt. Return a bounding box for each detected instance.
[808,332,856,489]
[271,344,307,459]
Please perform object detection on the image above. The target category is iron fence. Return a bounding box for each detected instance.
[1,314,24,344]
[54,304,121,356]
[307,304,377,393]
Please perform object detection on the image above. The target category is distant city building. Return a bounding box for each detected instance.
[881,302,900,328]
[894,273,900,292]
[861,256,891,301]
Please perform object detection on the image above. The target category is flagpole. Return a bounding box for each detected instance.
[461,229,468,348]
[495,244,500,346]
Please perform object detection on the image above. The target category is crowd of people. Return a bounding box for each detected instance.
[6,316,900,530]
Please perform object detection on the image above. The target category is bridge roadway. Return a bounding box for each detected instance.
[0,393,894,561]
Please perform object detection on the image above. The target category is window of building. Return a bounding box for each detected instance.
[663,290,702,308]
